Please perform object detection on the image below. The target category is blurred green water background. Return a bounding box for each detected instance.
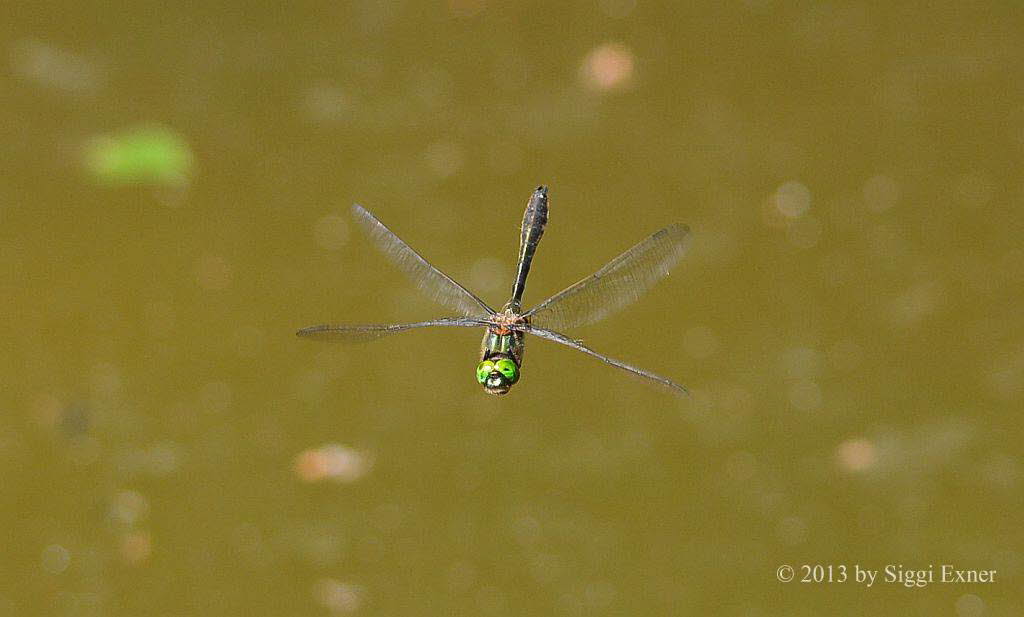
[2,2,1022,615]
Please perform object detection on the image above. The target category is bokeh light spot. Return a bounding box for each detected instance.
[475,585,507,614]
[294,444,372,483]
[147,442,181,476]
[723,450,758,483]
[425,140,465,178]
[776,516,807,545]
[194,255,232,290]
[313,214,350,251]
[468,256,506,295]
[583,581,616,609]
[836,438,877,472]
[780,346,820,380]
[302,83,349,124]
[955,593,984,617]
[581,43,635,92]
[863,174,899,212]
[41,544,71,574]
[120,530,152,565]
[110,489,149,526]
[447,560,477,592]
[198,380,233,414]
[90,361,124,399]
[312,578,364,613]
[771,181,812,219]
[981,453,1021,490]
[448,0,486,18]
[887,282,940,329]
[11,38,103,94]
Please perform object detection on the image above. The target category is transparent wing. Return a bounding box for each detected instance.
[519,325,688,395]
[523,223,690,331]
[297,317,491,344]
[352,204,495,317]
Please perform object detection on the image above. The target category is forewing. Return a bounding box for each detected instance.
[352,204,494,317]
[523,223,690,330]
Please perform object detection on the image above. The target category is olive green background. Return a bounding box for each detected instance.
[2,2,1022,615]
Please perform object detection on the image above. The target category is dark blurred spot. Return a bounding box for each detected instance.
[60,403,89,438]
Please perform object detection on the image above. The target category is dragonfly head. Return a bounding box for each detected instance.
[476,356,520,395]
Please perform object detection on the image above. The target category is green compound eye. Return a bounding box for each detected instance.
[476,361,495,384]
[494,359,519,384]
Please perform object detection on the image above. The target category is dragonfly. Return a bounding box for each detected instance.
[297,186,691,395]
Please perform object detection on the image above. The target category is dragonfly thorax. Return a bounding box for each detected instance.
[491,305,527,332]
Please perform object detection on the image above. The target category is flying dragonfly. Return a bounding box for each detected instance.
[297,186,691,395]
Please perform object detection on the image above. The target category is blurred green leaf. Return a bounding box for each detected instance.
[85,126,193,186]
